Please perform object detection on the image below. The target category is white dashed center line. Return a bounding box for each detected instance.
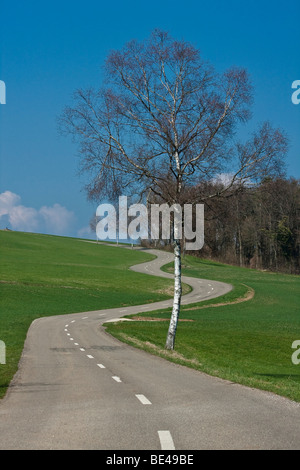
[59,250,226,451]
[158,430,175,450]
[135,394,152,405]
[112,376,122,383]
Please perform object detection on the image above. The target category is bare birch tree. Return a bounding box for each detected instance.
[59,30,288,350]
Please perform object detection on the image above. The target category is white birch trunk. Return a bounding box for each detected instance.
[165,238,182,350]
[165,148,182,350]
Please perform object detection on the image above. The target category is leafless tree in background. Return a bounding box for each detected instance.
[59,30,288,350]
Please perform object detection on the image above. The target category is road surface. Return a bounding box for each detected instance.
[0,246,299,450]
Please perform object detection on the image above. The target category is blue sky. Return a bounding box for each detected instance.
[0,0,299,238]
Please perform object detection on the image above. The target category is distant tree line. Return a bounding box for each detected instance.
[142,177,300,274]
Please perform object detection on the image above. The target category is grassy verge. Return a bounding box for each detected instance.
[105,256,300,402]
[0,231,174,398]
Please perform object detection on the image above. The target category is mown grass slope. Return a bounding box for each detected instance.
[106,256,300,402]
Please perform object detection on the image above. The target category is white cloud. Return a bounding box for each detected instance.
[0,191,21,217]
[211,172,235,187]
[0,190,76,236]
[9,205,39,232]
[39,203,75,235]
[77,225,94,239]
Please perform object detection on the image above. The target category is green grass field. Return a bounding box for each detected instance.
[0,231,173,398]
[106,256,300,402]
[1,230,299,402]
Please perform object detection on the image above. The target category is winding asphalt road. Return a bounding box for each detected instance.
[0,245,299,450]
